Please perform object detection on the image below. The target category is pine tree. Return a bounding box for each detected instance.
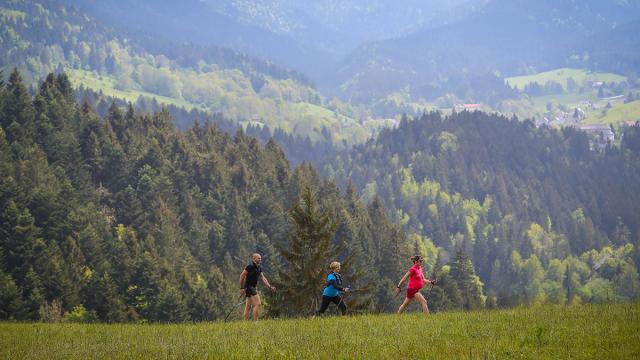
[274,185,339,316]
[1,203,39,285]
[84,272,127,322]
[0,128,16,210]
[0,271,27,320]
[450,248,484,310]
[2,68,35,149]
[428,257,462,312]
[154,281,189,322]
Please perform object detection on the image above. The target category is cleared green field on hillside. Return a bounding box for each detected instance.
[2,304,638,359]
[67,69,204,110]
[0,7,26,19]
[585,101,640,125]
[67,69,370,143]
[506,68,627,90]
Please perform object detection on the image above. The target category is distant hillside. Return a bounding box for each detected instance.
[574,19,640,75]
[0,0,372,143]
[62,0,337,79]
[205,0,486,52]
[65,0,491,83]
[323,110,640,305]
[335,0,640,104]
[586,100,640,125]
[505,68,627,91]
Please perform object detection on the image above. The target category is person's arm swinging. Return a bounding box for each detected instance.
[239,270,248,295]
[327,278,350,293]
[395,271,412,296]
[260,273,276,291]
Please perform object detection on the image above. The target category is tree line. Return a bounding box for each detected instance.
[2,70,638,322]
[0,70,487,322]
[324,110,640,307]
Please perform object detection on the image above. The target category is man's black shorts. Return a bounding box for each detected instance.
[244,287,258,298]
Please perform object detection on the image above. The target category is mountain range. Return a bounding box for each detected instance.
[2,0,638,125]
[61,0,640,104]
[334,0,640,102]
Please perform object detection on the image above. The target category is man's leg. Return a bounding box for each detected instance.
[243,297,252,320]
[415,293,429,314]
[251,295,262,321]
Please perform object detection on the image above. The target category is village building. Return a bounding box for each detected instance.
[599,95,625,102]
[574,124,615,151]
[454,103,482,112]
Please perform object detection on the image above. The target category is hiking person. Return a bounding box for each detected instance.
[239,253,275,321]
[317,261,350,316]
[395,255,434,314]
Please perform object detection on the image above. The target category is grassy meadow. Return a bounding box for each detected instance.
[66,69,372,144]
[1,303,638,359]
[498,67,640,126]
[584,100,640,125]
[67,69,204,111]
[505,68,627,91]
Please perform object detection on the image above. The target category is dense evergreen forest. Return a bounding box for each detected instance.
[0,70,426,321]
[2,69,640,321]
[324,111,640,307]
[75,86,339,167]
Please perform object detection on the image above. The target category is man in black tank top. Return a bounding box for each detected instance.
[239,253,276,320]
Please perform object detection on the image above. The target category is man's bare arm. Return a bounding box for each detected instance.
[260,273,275,291]
[239,270,248,294]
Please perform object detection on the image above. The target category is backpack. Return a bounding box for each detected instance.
[324,272,342,290]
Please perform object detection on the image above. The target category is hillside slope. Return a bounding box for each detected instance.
[335,0,640,103]
[0,0,369,142]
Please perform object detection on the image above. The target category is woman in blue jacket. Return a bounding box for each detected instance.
[317,261,350,315]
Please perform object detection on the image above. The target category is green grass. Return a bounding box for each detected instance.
[67,68,372,144]
[506,68,627,90]
[383,92,439,113]
[585,100,640,125]
[0,7,26,19]
[2,304,639,359]
[67,69,203,110]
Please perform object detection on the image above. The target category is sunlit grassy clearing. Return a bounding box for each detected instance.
[1,303,638,359]
[66,68,373,143]
[506,68,627,90]
[585,101,640,125]
[0,7,26,19]
[67,69,203,110]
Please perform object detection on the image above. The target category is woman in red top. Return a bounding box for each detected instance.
[395,255,434,314]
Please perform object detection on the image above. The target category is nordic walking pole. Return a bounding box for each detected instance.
[336,287,354,313]
[224,294,245,322]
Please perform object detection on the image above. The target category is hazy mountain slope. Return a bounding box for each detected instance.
[334,0,640,103]
[67,0,490,84]
[0,0,372,143]
[63,0,338,79]
[206,0,487,51]
[574,19,640,75]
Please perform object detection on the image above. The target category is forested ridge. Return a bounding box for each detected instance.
[0,0,374,144]
[74,85,339,167]
[1,70,639,323]
[324,110,640,307]
[0,69,422,321]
